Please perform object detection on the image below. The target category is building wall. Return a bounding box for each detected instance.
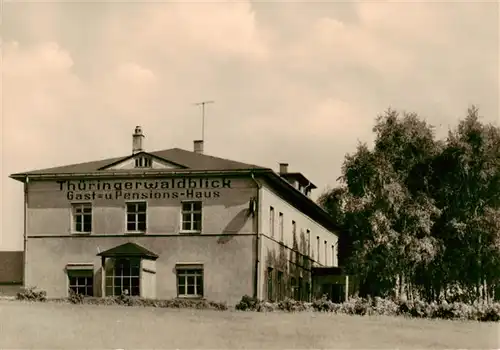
[257,181,339,300]
[0,283,23,297]
[25,235,255,305]
[27,176,257,235]
[24,175,258,304]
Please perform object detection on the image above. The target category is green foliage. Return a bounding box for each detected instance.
[320,106,500,303]
[236,295,500,321]
[68,289,85,304]
[66,291,227,310]
[235,295,260,311]
[16,287,47,302]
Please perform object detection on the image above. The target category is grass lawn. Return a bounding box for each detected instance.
[0,300,498,349]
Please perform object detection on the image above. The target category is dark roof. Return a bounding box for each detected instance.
[97,242,159,260]
[280,172,317,189]
[10,148,267,177]
[0,251,23,283]
[9,147,341,234]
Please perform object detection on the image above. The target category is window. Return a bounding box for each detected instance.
[292,220,296,237]
[68,270,93,296]
[317,236,320,263]
[306,229,311,255]
[177,266,203,297]
[279,212,284,242]
[325,240,328,265]
[181,201,202,232]
[332,244,336,266]
[135,156,152,168]
[298,277,303,301]
[105,258,140,296]
[267,267,274,301]
[72,203,92,233]
[126,202,147,232]
[277,270,284,301]
[269,207,275,237]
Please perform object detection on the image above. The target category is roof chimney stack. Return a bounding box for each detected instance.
[279,163,289,174]
[132,126,145,154]
[194,140,204,154]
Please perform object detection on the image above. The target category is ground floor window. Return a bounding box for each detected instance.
[105,258,140,296]
[68,270,94,296]
[176,265,203,298]
[267,267,274,301]
[276,270,284,301]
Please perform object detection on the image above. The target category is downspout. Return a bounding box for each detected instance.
[23,175,29,288]
[250,173,262,299]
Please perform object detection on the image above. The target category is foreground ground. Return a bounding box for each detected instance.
[0,300,498,349]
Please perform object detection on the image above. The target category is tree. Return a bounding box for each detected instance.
[319,106,500,302]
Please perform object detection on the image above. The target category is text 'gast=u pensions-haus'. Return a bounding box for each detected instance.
[9,126,353,305]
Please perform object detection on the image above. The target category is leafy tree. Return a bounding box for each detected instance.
[319,106,500,302]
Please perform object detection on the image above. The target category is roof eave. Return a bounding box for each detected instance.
[9,168,273,181]
[263,172,340,232]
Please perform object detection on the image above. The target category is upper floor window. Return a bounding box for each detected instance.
[181,201,202,232]
[316,236,320,263]
[324,240,328,265]
[135,156,152,168]
[269,207,275,237]
[306,229,311,255]
[292,220,296,236]
[72,203,92,233]
[278,212,284,242]
[126,202,147,232]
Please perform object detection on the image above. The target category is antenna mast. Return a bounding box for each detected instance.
[193,100,214,143]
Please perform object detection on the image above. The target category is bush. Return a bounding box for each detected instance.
[312,295,337,312]
[235,295,260,311]
[68,290,85,304]
[16,287,47,302]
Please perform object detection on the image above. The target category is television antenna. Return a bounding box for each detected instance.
[193,100,214,143]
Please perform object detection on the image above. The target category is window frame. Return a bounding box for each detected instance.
[125,201,148,233]
[267,266,274,301]
[105,257,141,297]
[317,236,320,264]
[176,264,204,298]
[269,206,275,238]
[278,212,284,242]
[67,269,94,297]
[324,240,328,266]
[134,156,152,168]
[71,202,93,234]
[180,201,203,234]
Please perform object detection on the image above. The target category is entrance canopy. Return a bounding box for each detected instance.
[97,242,159,260]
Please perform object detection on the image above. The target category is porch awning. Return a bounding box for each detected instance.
[66,263,94,271]
[97,242,159,260]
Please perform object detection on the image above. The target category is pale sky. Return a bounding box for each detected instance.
[1,1,499,251]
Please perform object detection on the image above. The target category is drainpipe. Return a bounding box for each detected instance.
[23,176,29,288]
[250,172,262,299]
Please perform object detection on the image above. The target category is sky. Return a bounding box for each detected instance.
[1,0,499,251]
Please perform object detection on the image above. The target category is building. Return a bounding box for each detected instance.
[0,251,23,296]
[9,126,345,305]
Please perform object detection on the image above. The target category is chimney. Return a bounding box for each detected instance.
[193,140,204,154]
[132,126,145,154]
[279,163,289,174]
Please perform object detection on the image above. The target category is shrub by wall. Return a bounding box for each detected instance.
[235,295,500,322]
[66,290,228,310]
[16,286,47,302]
